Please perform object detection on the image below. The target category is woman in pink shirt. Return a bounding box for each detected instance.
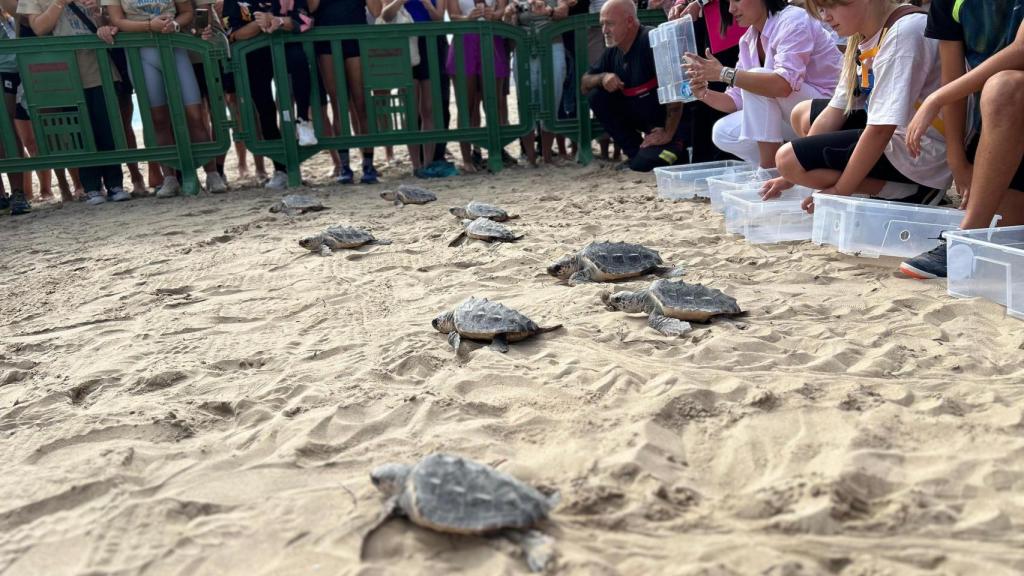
[685,0,842,168]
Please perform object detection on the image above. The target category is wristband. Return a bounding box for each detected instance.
[172,20,180,32]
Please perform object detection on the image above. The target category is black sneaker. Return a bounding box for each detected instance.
[9,190,30,216]
[0,193,9,212]
[899,240,947,279]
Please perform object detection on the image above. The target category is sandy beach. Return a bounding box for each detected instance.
[1,150,1023,575]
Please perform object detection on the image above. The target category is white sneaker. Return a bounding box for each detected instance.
[108,187,131,202]
[296,119,318,147]
[265,171,288,190]
[85,190,107,205]
[156,175,181,198]
[206,172,228,194]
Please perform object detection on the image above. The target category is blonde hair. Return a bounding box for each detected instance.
[802,0,906,114]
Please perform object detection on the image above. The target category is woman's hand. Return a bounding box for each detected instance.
[905,94,940,158]
[149,14,174,32]
[759,176,793,200]
[951,160,974,208]
[466,4,484,18]
[668,0,700,21]
[685,48,724,85]
[97,24,118,44]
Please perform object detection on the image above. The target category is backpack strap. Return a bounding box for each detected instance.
[858,4,927,92]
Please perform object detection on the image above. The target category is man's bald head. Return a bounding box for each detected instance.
[600,0,639,49]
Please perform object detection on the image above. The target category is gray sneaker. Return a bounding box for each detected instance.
[85,190,107,206]
[156,175,181,198]
[265,171,288,190]
[206,172,228,194]
[108,187,131,202]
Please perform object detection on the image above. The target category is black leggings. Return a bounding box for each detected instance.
[81,86,124,193]
[247,44,313,173]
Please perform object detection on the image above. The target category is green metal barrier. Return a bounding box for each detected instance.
[230,21,535,184]
[532,11,667,165]
[0,33,230,195]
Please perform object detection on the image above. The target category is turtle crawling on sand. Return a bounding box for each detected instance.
[449,217,523,246]
[269,194,326,215]
[299,225,391,255]
[363,453,558,572]
[602,279,742,336]
[449,201,517,222]
[432,297,562,353]
[547,241,683,286]
[381,184,437,206]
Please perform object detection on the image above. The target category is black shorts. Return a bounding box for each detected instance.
[109,49,134,95]
[15,102,28,120]
[790,98,914,185]
[412,35,447,81]
[967,133,1024,193]
[315,38,361,59]
[1,72,19,96]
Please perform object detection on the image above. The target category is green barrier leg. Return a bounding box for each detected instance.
[574,26,592,166]
[271,36,302,187]
[480,29,502,174]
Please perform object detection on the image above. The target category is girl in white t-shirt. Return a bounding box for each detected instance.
[767,0,952,211]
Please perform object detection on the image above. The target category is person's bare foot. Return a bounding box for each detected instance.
[237,168,251,180]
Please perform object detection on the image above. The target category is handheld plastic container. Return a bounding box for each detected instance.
[946,225,1024,320]
[655,160,753,200]
[649,16,699,104]
[707,168,780,211]
[811,194,964,258]
[722,186,814,243]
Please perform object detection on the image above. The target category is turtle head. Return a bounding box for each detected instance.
[546,254,580,280]
[370,463,411,497]
[431,310,456,333]
[380,191,397,202]
[298,235,322,252]
[449,207,467,218]
[602,290,646,312]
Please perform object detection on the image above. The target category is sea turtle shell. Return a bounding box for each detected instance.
[648,279,742,322]
[397,185,438,205]
[399,454,555,534]
[454,297,541,342]
[451,201,513,222]
[269,194,325,214]
[582,242,664,279]
[463,217,522,243]
[323,225,378,248]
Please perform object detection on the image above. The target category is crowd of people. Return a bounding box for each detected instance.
[0,0,1022,282]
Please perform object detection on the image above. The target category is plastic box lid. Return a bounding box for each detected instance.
[707,168,780,211]
[722,186,814,244]
[655,160,754,201]
[811,193,964,258]
[945,225,1024,320]
[649,16,699,105]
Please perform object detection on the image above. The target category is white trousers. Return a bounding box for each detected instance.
[712,67,830,165]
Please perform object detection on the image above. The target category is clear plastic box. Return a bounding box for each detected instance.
[649,16,699,104]
[722,186,814,244]
[707,168,780,211]
[655,160,753,200]
[946,225,1024,320]
[811,193,964,258]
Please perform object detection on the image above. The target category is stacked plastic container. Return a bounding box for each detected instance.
[649,15,699,104]
[722,186,814,243]
[811,194,963,258]
[655,160,754,200]
[946,225,1024,319]
[707,168,780,212]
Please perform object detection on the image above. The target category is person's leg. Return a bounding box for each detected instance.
[459,75,481,172]
[116,90,146,192]
[777,129,915,198]
[81,87,124,199]
[711,111,759,164]
[587,88,643,160]
[344,54,374,173]
[248,49,288,180]
[285,44,313,122]
[417,79,435,168]
[0,87,24,196]
[540,43,567,164]
[735,68,820,167]
[172,49,219,182]
[960,70,1024,229]
[790,100,814,138]
[14,117,49,200]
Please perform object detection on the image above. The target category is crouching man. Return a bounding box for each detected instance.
[581,0,689,172]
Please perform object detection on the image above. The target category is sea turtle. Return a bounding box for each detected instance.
[546,241,683,286]
[381,184,437,206]
[449,217,523,246]
[268,194,326,215]
[449,201,517,222]
[602,279,742,336]
[363,453,558,572]
[431,297,562,353]
[299,225,392,256]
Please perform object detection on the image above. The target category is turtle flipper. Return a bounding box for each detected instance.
[655,265,686,278]
[567,271,592,286]
[490,334,509,353]
[447,331,462,353]
[448,231,468,247]
[320,245,332,257]
[372,239,393,245]
[648,313,692,336]
[506,530,555,573]
[360,497,400,561]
